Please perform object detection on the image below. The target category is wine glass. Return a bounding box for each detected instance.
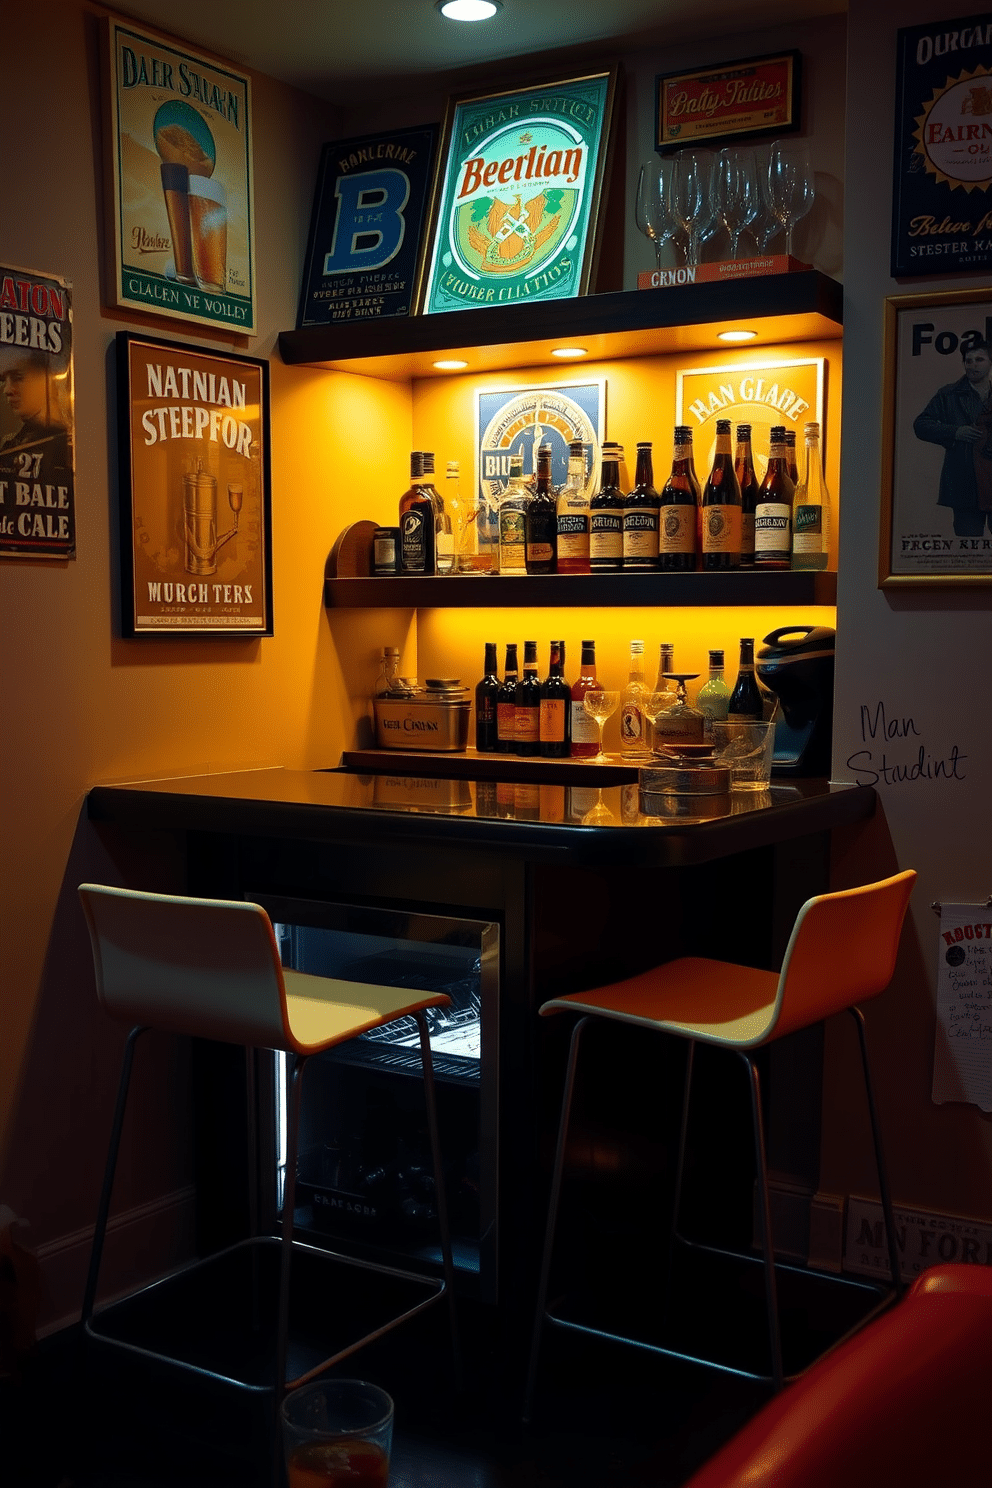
[581,788,617,826]
[581,689,620,762]
[669,148,714,269]
[766,139,814,257]
[636,158,680,273]
[712,148,760,261]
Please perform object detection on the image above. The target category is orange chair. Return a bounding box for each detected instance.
[682,1263,992,1486]
[524,870,916,1416]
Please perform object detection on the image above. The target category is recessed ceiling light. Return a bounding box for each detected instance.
[717,329,758,343]
[438,0,502,20]
[551,346,587,359]
[433,359,469,370]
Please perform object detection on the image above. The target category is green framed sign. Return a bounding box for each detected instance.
[419,68,618,316]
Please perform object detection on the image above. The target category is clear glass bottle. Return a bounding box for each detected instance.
[556,438,591,574]
[619,638,652,759]
[445,460,469,574]
[525,443,557,574]
[754,425,794,569]
[696,648,731,730]
[422,451,453,574]
[792,421,830,571]
[589,442,625,572]
[374,646,401,697]
[623,443,660,571]
[734,424,760,570]
[728,637,764,720]
[497,454,530,574]
[659,427,698,571]
[701,418,742,570]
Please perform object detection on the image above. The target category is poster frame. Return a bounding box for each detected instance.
[654,49,802,153]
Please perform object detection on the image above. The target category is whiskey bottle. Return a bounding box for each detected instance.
[701,419,742,569]
[734,423,760,569]
[791,421,830,571]
[659,426,698,571]
[619,638,651,759]
[589,443,624,572]
[475,641,500,752]
[623,443,660,571]
[422,451,453,574]
[556,438,591,574]
[399,451,435,574]
[497,454,529,574]
[539,640,571,758]
[728,637,763,720]
[754,425,794,569]
[525,443,557,574]
[495,643,519,752]
[515,640,541,757]
[570,639,600,758]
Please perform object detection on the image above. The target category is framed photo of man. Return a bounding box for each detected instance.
[881,287,992,587]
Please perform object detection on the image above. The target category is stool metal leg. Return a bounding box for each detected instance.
[82,1025,146,1327]
[274,1051,306,1409]
[523,1015,590,1424]
[414,1010,463,1387]
[669,1039,696,1249]
[849,1006,902,1298]
[741,1052,783,1391]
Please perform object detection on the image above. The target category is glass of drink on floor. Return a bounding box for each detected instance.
[282,1379,393,1488]
[581,689,620,762]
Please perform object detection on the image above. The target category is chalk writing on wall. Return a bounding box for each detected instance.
[845,701,966,786]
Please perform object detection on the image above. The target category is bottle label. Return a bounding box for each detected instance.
[373,535,397,570]
[792,505,823,553]
[589,511,623,559]
[571,701,599,743]
[499,508,526,570]
[526,541,554,563]
[515,705,540,744]
[539,698,566,743]
[620,701,645,745]
[622,511,659,560]
[659,506,695,554]
[400,509,429,570]
[497,701,516,741]
[755,504,791,559]
[701,504,742,554]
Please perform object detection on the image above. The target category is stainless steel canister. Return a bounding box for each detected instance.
[373,680,471,751]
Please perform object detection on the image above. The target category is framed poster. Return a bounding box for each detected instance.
[880,287,992,586]
[420,69,617,316]
[297,125,440,326]
[475,380,605,516]
[675,358,825,475]
[117,332,271,636]
[0,264,75,559]
[655,51,801,152]
[891,15,992,278]
[103,18,256,334]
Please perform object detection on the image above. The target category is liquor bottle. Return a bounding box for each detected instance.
[525,443,557,574]
[754,425,794,570]
[623,443,660,571]
[647,641,676,751]
[659,426,698,571]
[728,637,763,720]
[445,461,471,574]
[701,418,742,570]
[475,642,500,752]
[498,454,530,574]
[556,438,591,574]
[570,639,600,758]
[539,640,571,758]
[589,442,624,572]
[421,451,453,574]
[734,424,760,569]
[619,638,652,759]
[374,646,401,696]
[399,451,435,574]
[495,643,519,752]
[792,421,830,571]
[514,640,541,757]
[785,428,799,486]
[696,649,731,724]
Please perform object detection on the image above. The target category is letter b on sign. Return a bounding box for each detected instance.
[323,168,410,273]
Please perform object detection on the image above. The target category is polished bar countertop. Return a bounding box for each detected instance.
[87,768,875,868]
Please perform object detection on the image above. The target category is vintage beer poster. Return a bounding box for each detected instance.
[475,380,605,516]
[117,332,271,636]
[675,358,825,475]
[655,51,801,152]
[297,125,439,326]
[104,19,256,334]
[0,264,75,560]
[891,14,992,277]
[421,70,617,315]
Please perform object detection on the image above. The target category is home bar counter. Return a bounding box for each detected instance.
[86,767,877,1345]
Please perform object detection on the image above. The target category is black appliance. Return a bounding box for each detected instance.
[756,625,836,777]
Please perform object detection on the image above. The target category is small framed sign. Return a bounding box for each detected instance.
[116,331,272,636]
[297,125,439,326]
[420,68,617,315]
[655,50,801,153]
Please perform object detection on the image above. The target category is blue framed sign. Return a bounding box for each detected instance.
[892,14,992,278]
[475,380,605,517]
[297,125,439,326]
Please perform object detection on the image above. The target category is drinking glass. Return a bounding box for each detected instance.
[581,689,620,762]
[282,1379,393,1488]
[766,139,814,256]
[581,787,617,826]
[712,147,760,260]
[635,158,680,272]
[669,149,714,268]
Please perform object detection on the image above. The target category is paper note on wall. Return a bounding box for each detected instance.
[932,903,992,1111]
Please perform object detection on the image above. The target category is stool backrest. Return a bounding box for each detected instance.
[769,869,917,1042]
[78,884,292,1050]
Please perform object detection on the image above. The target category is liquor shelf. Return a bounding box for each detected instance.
[339,748,642,785]
[279,272,842,382]
[325,569,837,609]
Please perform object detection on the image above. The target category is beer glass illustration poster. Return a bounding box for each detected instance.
[881,289,992,586]
[891,14,992,278]
[0,265,75,560]
[117,333,271,636]
[420,70,617,315]
[297,125,439,326]
[104,19,256,334]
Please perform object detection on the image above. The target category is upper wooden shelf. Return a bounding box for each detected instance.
[278,272,843,382]
[324,570,837,609]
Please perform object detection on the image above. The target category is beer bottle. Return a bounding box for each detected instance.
[495,643,519,753]
[734,423,760,569]
[556,439,591,574]
[540,640,571,758]
[701,418,742,570]
[589,443,625,571]
[525,443,557,574]
[754,425,794,569]
[622,442,660,571]
[659,426,698,571]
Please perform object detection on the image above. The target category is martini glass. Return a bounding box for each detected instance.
[582,689,620,762]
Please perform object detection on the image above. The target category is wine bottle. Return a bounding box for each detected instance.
[514,640,541,757]
[539,640,571,758]
[525,443,557,574]
[728,637,763,720]
[622,443,660,571]
[495,643,519,753]
[475,641,500,752]
[734,423,760,570]
[659,426,698,571]
[570,640,600,758]
[792,421,830,571]
[589,443,624,572]
[754,425,794,570]
[556,439,591,574]
[701,418,742,570]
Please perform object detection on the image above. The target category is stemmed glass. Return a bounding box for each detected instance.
[636,158,680,273]
[581,689,620,762]
[712,148,760,261]
[669,149,714,269]
[581,788,617,826]
[766,139,814,256]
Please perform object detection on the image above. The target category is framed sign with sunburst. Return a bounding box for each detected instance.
[419,69,618,316]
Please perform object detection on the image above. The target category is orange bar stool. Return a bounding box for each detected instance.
[524,869,916,1417]
[78,885,461,1445]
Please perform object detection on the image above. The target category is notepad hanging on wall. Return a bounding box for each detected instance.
[932,903,992,1111]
